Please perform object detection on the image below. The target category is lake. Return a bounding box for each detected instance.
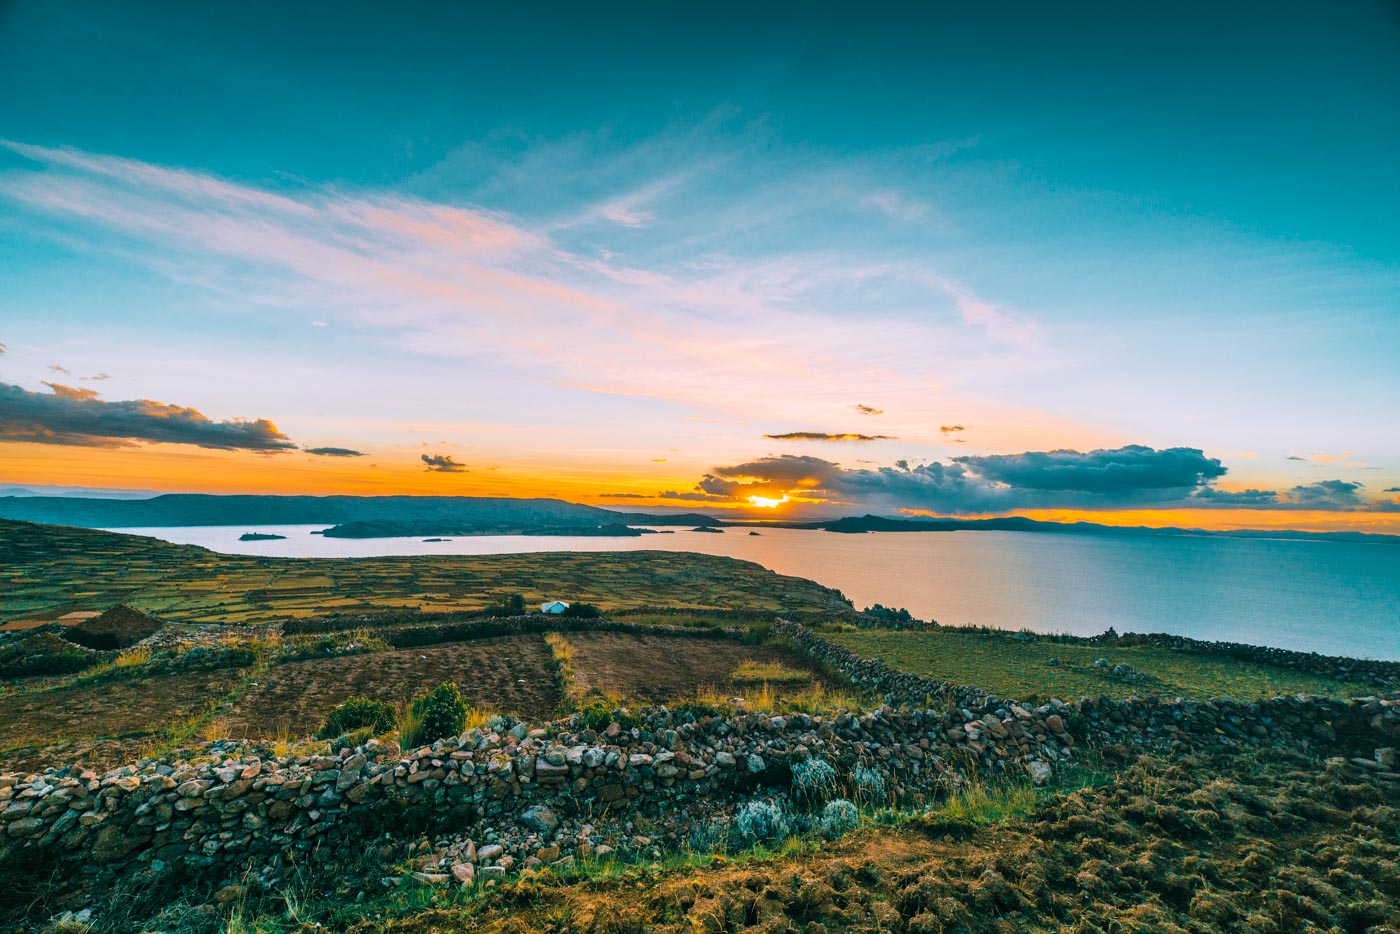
[107,525,1400,660]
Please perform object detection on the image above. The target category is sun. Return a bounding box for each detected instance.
[747,494,789,509]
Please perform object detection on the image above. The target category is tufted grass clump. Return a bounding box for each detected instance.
[819,798,860,839]
[730,800,791,850]
[853,763,888,804]
[730,660,813,685]
[317,697,397,741]
[790,756,840,807]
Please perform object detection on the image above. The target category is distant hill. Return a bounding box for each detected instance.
[0,494,621,529]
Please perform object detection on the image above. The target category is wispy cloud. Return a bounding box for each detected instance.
[0,138,1051,428]
[763,432,895,442]
[853,404,883,416]
[305,446,364,457]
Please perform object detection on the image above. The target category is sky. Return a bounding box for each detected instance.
[1,0,1398,531]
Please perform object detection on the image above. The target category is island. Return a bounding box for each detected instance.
[238,532,287,541]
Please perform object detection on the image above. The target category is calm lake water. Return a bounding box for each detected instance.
[109,525,1400,660]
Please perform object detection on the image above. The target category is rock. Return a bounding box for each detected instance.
[451,862,476,885]
[521,805,560,834]
[411,871,451,886]
[478,843,504,862]
[1027,760,1052,785]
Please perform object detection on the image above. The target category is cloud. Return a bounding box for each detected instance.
[853,404,883,416]
[421,454,467,473]
[81,373,112,381]
[1285,479,1364,507]
[954,445,1227,493]
[598,492,652,499]
[940,424,966,433]
[1385,487,1400,493]
[0,381,297,451]
[49,364,70,375]
[0,139,1050,422]
[764,432,895,442]
[1191,487,1279,505]
[304,446,365,457]
[0,341,6,354]
[1286,456,1305,461]
[862,189,929,222]
[657,489,736,502]
[685,445,1273,514]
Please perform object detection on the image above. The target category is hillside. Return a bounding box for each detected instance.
[0,519,853,625]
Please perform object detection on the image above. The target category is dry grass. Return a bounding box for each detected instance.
[730,660,813,685]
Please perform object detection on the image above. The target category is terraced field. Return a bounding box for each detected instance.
[213,638,563,739]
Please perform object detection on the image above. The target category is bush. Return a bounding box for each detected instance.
[482,593,526,617]
[561,602,601,619]
[820,799,860,839]
[318,697,398,740]
[578,696,640,733]
[730,800,791,850]
[790,756,840,807]
[402,682,468,748]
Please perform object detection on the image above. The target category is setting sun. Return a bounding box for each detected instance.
[748,494,790,508]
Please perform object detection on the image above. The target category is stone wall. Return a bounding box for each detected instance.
[2,619,1396,894]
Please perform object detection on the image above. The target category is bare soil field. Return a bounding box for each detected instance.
[214,636,562,739]
[0,670,241,770]
[563,631,839,704]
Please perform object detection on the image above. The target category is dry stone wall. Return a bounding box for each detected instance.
[2,619,1396,894]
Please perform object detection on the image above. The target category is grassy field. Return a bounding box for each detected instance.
[0,520,851,626]
[831,627,1380,701]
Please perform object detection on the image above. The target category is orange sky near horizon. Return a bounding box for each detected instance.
[5,441,1398,535]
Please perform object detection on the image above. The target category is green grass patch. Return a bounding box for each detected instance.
[831,628,1377,702]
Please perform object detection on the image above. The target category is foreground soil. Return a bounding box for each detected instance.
[354,751,1400,934]
[0,670,240,773]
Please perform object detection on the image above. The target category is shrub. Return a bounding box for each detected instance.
[402,682,468,748]
[820,799,860,839]
[561,602,602,619]
[730,660,813,685]
[853,764,887,804]
[318,697,398,740]
[791,756,840,807]
[578,695,639,732]
[482,593,526,617]
[730,800,791,850]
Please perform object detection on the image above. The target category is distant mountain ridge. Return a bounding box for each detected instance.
[0,495,1393,545]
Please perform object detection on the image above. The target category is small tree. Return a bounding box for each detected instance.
[561,602,601,619]
[403,682,468,747]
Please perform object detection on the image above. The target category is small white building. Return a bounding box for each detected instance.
[540,600,570,615]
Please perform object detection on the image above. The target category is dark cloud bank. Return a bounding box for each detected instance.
[680,445,1389,513]
[0,381,296,451]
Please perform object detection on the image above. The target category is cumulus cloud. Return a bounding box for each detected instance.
[1285,479,1364,508]
[853,404,883,416]
[677,445,1390,514]
[304,446,364,457]
[421,454,467,473]
[764,432,894,442]
[955,445,1226,493]
[0,381,296,451]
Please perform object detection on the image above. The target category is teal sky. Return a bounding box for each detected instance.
[1,1,1397,525]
